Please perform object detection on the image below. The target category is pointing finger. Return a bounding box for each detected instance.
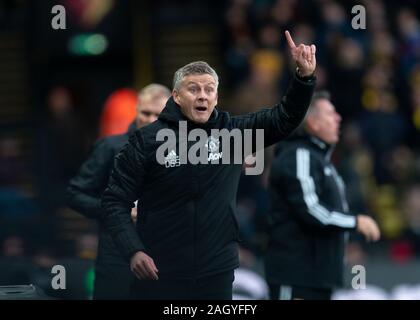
[285,30,296,49]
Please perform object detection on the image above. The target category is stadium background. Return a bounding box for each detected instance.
[0,0,420,299]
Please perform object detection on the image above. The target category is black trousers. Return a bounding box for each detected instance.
[268,284,332,300]
[93,262,132,300]
[130,270,234,300]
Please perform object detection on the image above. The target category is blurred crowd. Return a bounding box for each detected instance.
[222,0,420,269]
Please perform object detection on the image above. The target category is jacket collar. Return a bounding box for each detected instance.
[158,97,219,129]
[309,135,327,150]
[308,135,335,161]
[278,131,335,160]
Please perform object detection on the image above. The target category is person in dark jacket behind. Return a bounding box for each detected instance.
[101,31,317,300]
[67,84,171,299]
[264,91,381,300]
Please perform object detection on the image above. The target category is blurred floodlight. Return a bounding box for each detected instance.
[68,34,108,56]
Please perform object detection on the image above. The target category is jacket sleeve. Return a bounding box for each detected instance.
[101,132,146,260]
[230,73,316,152]
[270,147,357,230]
[66,138,112,219]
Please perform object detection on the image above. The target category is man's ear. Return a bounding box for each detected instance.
[306,114,319,132]
[172,90,180,104]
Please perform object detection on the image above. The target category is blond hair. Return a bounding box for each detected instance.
[137,84,171,110]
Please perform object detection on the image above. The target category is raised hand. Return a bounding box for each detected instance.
[285,30,316,77]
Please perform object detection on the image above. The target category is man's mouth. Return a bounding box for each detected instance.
[195,106,208,112]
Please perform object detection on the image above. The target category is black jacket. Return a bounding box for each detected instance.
[102,74,315,280]
[265,133,357,289]
[67,123,137,264]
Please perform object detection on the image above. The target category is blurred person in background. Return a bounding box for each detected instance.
[392,183,420,260]
[102,30,317,300]
[67,84,171,299]
[229,49,283,115]
[0,235,31,286]
[265,91,381,300]
[404,183,420,257]
[35,86,91,221]
[359,90,409,184]
[0,136,26,187]
[229,49,285,198]
[0,135,44,251]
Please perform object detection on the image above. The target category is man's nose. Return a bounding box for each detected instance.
[336,113,342,123]
[197,89,207,100]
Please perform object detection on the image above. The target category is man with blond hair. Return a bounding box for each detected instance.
[67,84,171,299]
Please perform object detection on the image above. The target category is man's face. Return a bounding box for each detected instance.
[135,96,167,129]
[172,74,218,124]
[309,99,342,144]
